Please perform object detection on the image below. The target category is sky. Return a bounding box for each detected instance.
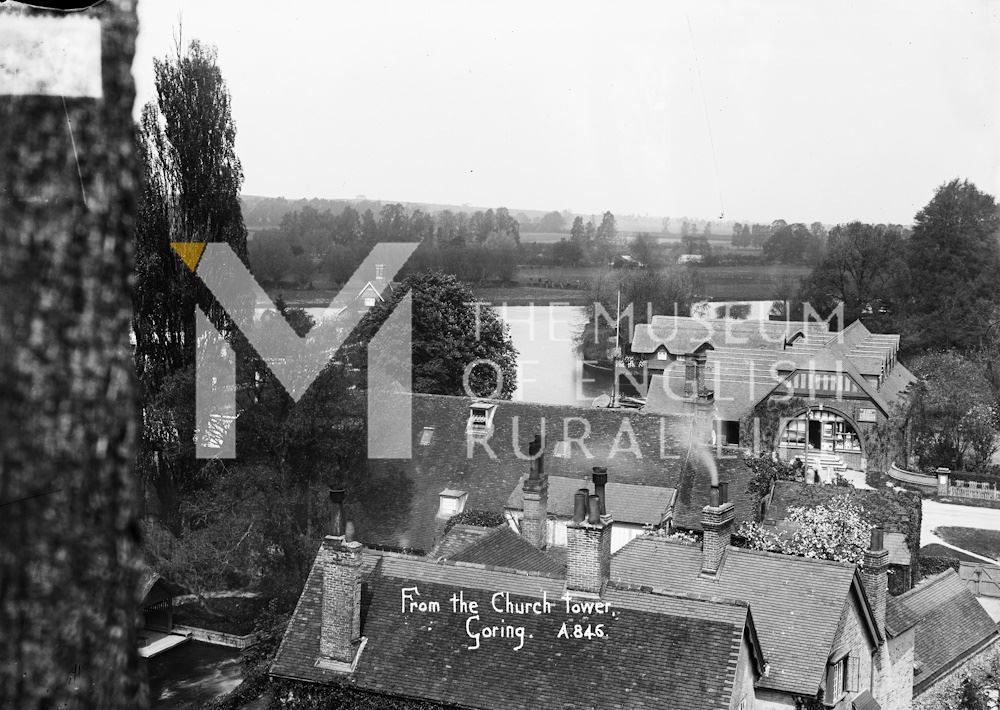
[133,1,1000,225]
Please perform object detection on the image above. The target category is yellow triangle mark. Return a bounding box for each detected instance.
[171,242,207,272]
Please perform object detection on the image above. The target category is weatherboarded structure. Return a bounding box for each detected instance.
[636,317,916,472]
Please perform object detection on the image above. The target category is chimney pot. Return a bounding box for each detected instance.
[709,484,720,508]
[718,482,729,505]
[870,527,884,552]
[587,495,601,524]
[528,434,542,480]
[329,489,347,537]
[592,467,608,515]
[573,490,588,524]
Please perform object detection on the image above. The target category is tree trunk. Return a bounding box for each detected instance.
[0,3,145,709]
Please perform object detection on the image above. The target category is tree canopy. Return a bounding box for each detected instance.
[898,179,1000,351]
[354,271,519,399]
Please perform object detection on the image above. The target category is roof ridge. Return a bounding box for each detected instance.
[437,557,566,580]
[606,580,750,608]
[889,567,959,603]
[726,544,858,570]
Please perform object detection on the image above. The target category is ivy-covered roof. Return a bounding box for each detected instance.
[351,394,755,554]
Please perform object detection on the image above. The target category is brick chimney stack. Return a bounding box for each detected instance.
[520,433,548,549]
[566,493,613,596]
[861,528,889,635]
[700,483,734,577]
[320,535,364,663]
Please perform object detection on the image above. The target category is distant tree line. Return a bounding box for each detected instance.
[249,205,631,286]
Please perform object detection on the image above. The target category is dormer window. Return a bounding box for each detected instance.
[656,349,668,361]
[466,401,497,438]
[437,489,468,518]
[419,427,434,446]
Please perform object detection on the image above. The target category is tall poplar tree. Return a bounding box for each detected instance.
[133,39,249,525]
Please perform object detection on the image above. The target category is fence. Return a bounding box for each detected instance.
[946,478,1000,502]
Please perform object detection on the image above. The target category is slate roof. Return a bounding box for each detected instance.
[271,548,762,710]
[886,569,1000,692]
[631,316,830,354]
[611,536,874,696]
[353,393,755,554]
[504,475,676,525]
[446,526,566,577]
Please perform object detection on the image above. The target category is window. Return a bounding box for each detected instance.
[419,427,434,446]
[437,489,468,518]
[656,349,668,361]
[363,296,376,307]
[466,401,497,438]
[826,651,856,704]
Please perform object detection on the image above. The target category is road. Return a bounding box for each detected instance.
[921,500,1000,563]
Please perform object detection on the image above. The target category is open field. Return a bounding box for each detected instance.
[519,231,751,246]
[697,264,811,300]
[516,264,810,301]
[263,263,811,308]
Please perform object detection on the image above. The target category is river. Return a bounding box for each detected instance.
[146,642,242,710]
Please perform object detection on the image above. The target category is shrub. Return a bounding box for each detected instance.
[443,510,506,536]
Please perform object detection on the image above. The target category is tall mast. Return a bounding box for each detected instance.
[611,289,621,406]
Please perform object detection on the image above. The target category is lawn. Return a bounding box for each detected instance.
[920,543,985,563]
[934,527,1000,561]
[515,263,810,301]
[264,262,813,308]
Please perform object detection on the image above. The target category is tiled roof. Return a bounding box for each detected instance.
[430,524,498,559]
[642,319,912,419]
[631,316,829,354]
[271,549,758,710]
[886,569,1000,691]
[852,688,881,710]
[884,532,911,567]
[504,475,676,525]
[351,394,755,554]
[763,482,919,567]
[611,536,862,695]
[447,527,566,577]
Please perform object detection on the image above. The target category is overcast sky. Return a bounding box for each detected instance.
[133,1,1000,225]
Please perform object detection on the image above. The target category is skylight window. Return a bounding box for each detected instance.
[419,427,434,446]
